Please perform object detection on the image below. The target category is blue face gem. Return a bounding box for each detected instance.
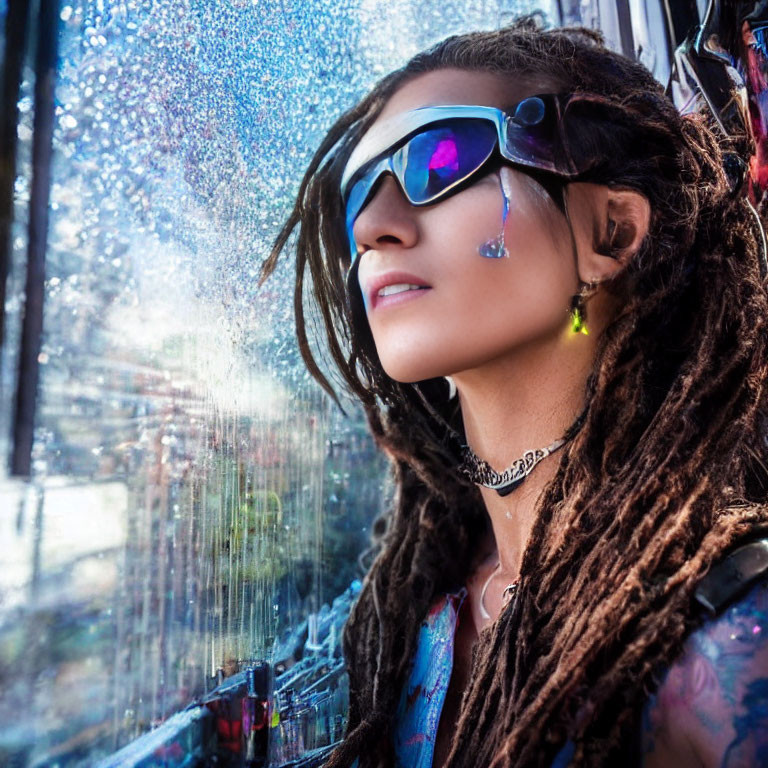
[478,167,513,260]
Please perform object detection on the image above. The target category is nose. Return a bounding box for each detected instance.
[351,175,420,258]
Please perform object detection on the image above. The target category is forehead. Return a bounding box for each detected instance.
[374,68,554,124]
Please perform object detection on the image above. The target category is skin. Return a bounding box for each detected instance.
[352,68,768,766]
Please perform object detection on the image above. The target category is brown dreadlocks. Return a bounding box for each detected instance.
[259,17,768,768]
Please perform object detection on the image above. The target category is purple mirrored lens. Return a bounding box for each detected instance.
[401,120,497,203]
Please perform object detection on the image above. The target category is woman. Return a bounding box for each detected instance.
[259,17,768,768]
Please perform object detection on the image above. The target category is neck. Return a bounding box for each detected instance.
[454,328,596,576]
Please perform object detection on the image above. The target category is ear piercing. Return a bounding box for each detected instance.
[570,217,614,334]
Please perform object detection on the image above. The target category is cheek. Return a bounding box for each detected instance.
[452,172,568,264]
[442,184,576,337]
[503,172,570,261]
[430,174,520,265]
[440,174,574,301]
[364,175,578,382]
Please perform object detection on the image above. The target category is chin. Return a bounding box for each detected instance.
[380,359,441,386]
[380,354,459,387]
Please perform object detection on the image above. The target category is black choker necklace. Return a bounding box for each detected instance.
[458,436,569,497]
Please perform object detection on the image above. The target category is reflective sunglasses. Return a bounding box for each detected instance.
[341,92,604,264]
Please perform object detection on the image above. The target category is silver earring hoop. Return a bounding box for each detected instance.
[580,277,600,299]
[444,376,457,399]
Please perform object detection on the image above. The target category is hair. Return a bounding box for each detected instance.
[259,16,768,768]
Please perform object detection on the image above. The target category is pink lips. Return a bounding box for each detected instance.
[366,271,432,310]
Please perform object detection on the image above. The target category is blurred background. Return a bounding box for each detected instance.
[0,0,715,765]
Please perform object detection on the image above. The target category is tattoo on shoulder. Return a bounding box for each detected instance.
[640,577,768,768]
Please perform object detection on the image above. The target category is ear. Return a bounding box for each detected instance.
[564,183,651,283]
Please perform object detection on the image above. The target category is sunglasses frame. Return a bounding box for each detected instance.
[341,92,599,264]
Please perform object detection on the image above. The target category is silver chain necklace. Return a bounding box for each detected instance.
[458,436,568,497]
[479,564,520,621]
[464,436,568,615]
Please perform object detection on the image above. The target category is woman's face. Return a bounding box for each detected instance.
[352,69,582,384]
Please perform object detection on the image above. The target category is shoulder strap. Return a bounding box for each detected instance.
[694,536,768,614]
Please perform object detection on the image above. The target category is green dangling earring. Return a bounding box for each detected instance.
[569,280,599,335]
[570,300,588,335]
